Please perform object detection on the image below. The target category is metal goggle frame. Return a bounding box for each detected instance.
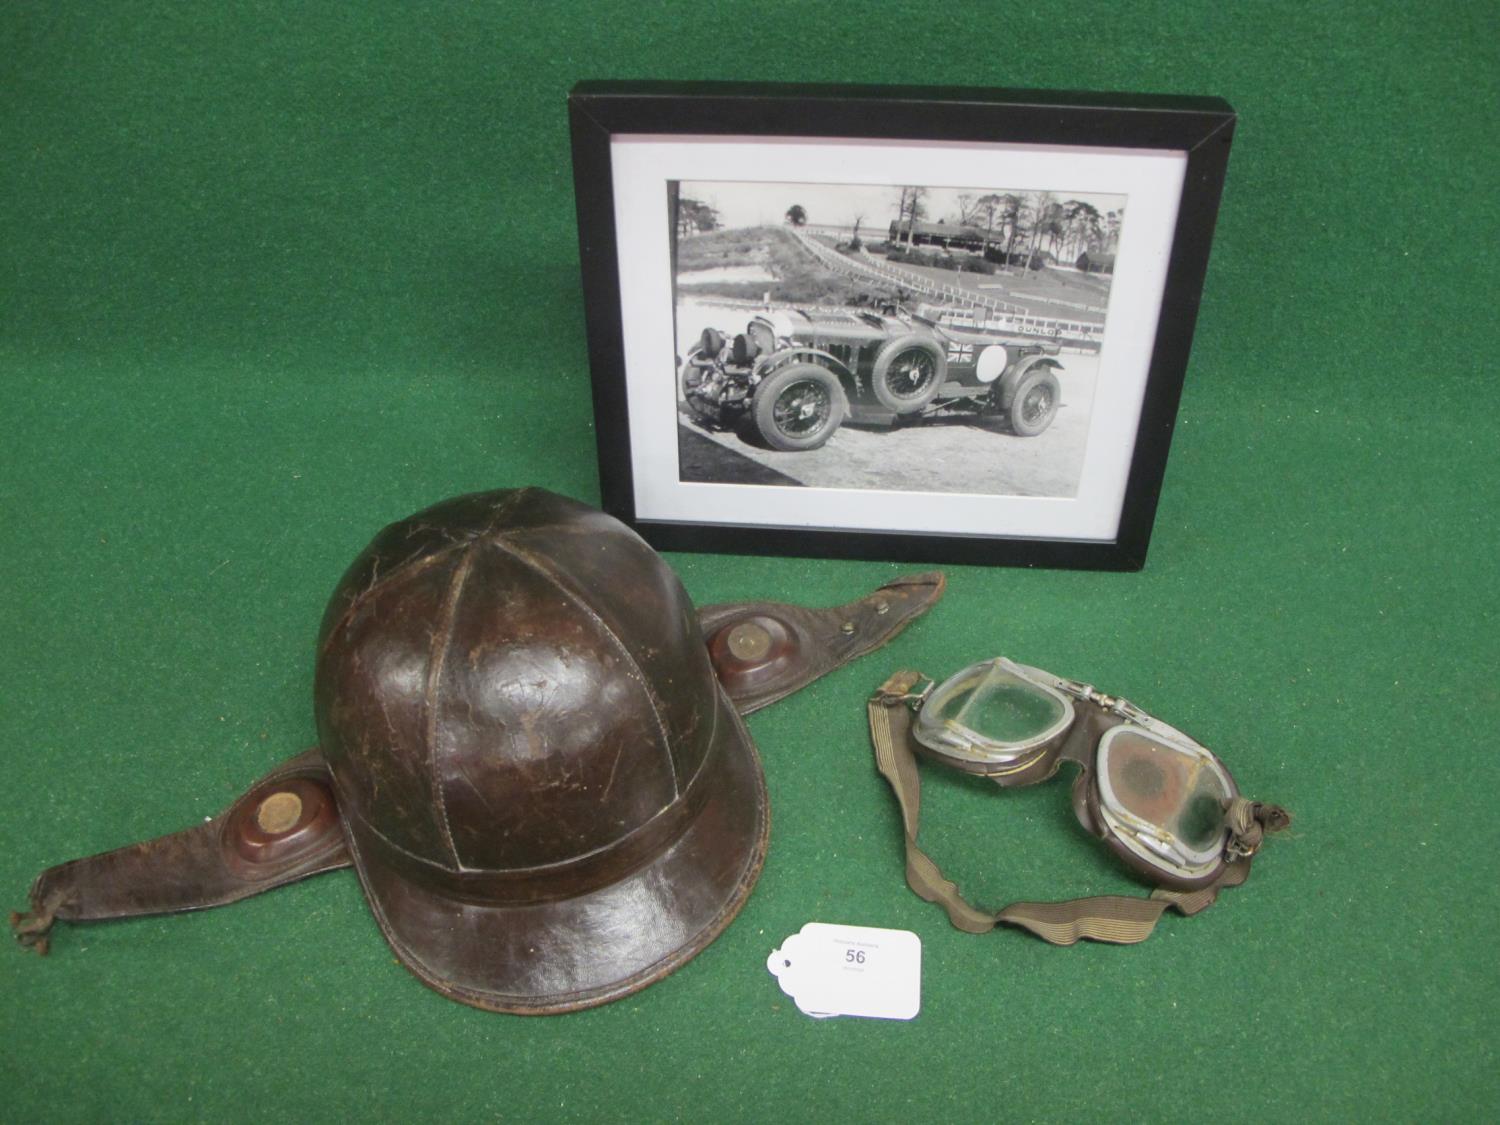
[884,658,1284,894]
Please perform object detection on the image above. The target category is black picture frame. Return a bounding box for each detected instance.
[569,81,1235,570]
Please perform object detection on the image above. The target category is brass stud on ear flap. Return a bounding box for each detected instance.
[726,622,773,661]
[708,614,799,698]
[840,621,855,635]
[254,791,304,835]
[224,778,338,874]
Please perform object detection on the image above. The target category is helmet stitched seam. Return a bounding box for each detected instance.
[317,546,469,660]
[486,535,680,797]
[317,491,531,661]
[424,544,476,869]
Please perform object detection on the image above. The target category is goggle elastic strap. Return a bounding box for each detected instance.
[869,670,1256,945]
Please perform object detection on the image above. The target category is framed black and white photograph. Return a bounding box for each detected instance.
[570,82,1235,569]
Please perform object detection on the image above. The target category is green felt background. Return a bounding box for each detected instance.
[2,2,1496,1120]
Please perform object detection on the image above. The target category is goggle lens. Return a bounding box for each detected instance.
[925,662,1069,748]
[1097,727,1236,872]
[942,666,1074,744]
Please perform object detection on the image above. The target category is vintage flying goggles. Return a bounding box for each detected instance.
[869,658,1290,945]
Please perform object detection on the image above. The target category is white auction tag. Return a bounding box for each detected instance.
[766,922,921,1020]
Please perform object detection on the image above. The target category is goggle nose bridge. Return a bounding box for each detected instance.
[1052,676,1151,725]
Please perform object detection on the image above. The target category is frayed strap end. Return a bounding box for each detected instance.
[11,906,56,955]
[1225,798,1292,858]
[1257,803,1292,833]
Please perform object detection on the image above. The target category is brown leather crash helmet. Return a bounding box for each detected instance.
[13,488,943,1013]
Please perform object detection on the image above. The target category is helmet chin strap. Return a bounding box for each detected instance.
[868,671,1288,945]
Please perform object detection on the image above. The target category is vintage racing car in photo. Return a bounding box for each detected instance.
[678,308,1064,452]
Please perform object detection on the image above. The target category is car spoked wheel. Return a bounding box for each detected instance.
[882,350,938,404]
[1019,381,1053,425]
[774,382,829,435]
[871,335,946,413]
[752,364,846,451]
[1007,367,1061,437]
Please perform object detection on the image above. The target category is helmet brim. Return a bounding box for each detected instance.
[340,687,769,1014]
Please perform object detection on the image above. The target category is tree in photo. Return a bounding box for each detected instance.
[1024,192,1062,267]
[1061,200,1103,261]
[956,193,981,227]
[971,193,1002,241]
[676,196,720,238]
[893,186,928,247]
[998,193,1026,270]
[784,204,807,226]
[1104,208,1123,253]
